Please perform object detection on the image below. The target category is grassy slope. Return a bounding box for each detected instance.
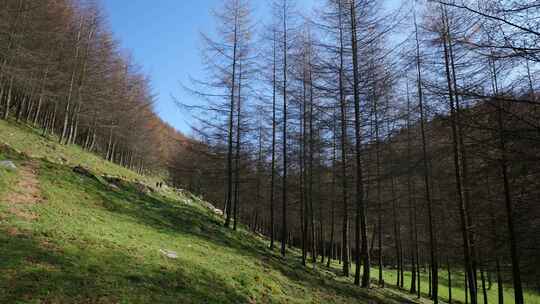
[331,264,540,304]
[0,122,411,304]
[0,120,154,183]
[0,121,538,304]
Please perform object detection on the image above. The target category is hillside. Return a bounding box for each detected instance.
[0,121,427,304]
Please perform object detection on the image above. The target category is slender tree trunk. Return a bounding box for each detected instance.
[33,68,49,126]
[3,76,13,120]
[61,16,84,144]
[487,174,504,304]
[429,263,432,297]
[281,1,288,257]
[446,17,479,299]
[327,115,337,268]
[496,257,503,304]
[337,0,350,278]
[50,101,58,136]
[489,55,523,304]
[16,94,27,122]
[448,256,452,304]
[445,37,475,304]
[269,29,277,251]
[224,9,239,229]
[465,266,469,304]
[440,9,475,303]
[308,56,316,264]
[391,177,402,288]
[233,62,243,231]
[374,93,384,287]
[480,262,488,304]
[300,91,307,265]
[414,13,438,302]
[350,0,370,287]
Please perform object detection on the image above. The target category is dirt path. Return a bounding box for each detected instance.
[2,161,42,220]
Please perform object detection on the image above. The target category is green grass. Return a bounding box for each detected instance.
[0,121,419,304]
[356,266,540,304]
[0,158,414,304]
[1,120,538,303]
[0,120,157,184]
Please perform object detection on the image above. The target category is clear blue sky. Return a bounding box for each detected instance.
[102,0,221,134]
[101,0,399,135]
[102,0,312,135]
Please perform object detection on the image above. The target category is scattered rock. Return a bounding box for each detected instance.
[134,182,155,195]
[0,160,17,171]
[103,175,122,184]
[159,249,178,259]
[199,200,224,217]
[72,166,96,179]
[102,175,123,190]
[0,144,25,159]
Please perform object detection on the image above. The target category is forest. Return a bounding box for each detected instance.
[0,0,185,176]
[1,0,539,304]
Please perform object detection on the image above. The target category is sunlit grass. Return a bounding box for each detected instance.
[0,138,413,303]
[325,259,540,304]
[0,120,158,184]
[1,120,538,304]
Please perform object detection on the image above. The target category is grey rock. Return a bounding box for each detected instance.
[73,166,96,179]
[0,160,17,171]
[159,249,178,259]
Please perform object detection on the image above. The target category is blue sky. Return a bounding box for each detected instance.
[101,0,399,135]
[102,0,312,135]
[102,0,219,134]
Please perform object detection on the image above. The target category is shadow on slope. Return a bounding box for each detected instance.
[0,225,249,304]
[80,166,416,303]
[1,157,417,303]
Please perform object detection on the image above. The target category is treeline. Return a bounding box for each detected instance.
[0,0,184,174]
[172,0,539,304]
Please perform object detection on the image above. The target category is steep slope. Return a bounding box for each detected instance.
[0,122,428,303]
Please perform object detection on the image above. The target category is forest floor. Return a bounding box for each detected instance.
[0,121,538,304]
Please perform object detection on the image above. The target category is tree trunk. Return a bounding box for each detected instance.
[281,1,288,257]
[489,53,523,304]
[337,0,350,278]
[414,13,438,302]
[269,28,277,251]
[233,62,242,231]
[446,255,452,303]
[3,76,14,120]
[349,0,370,287]
[327,116,337,268]
[61,16,84,144]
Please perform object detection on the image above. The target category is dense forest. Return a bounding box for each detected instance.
[171,1,540,304]
[0,0,185,175]
[1,0,539,304]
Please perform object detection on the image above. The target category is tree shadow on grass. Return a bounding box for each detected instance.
[52,165,419,304]
[95,188,416,303]
[252,253,419,304]
[0,226,249,304]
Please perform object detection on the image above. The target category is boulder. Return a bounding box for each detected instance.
[72,166,96,179]
[199,200,224,217]
[0,160,16,171]
[159,249,178,259]
[134,182,154,195]
[103,175,123,185]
